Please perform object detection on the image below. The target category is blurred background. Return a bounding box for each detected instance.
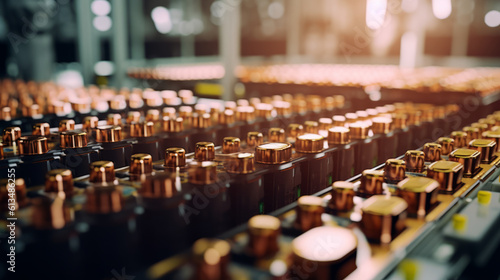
[0,0,499,99]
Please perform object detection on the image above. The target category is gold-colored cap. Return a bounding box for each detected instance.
[146,109,160,122]
[194,104,208,115]
[427,161,464,192]
[110,96,127,110]
[30,195,73,230]
[255,143,292,164]
[222,137,240,154]
[163,116,184,132]
[45,169,74,195]
[482,130,500,152]
[295,133,324,153]
[345,113,358,124]
[17,136,48,155]
[140,172,178,198]
[406,110,421,125]
[127,111,142,124]
[384,159,406,182]
[404,150,425,172]
[332,115,347,127]
[471,123,488,135]
[193,113,212,128]
[468,139,496,164]
[304,121,319,134]
[362,195,408,216]
[255,103,273,119]
[60,130,88,148]
[437,137,455,155]
[287,124,304,141]
[372,117,392,134]
[225,153,255,174]
[192,238,231,280]
[318,118,333,131]
[448,148,481,177]
[327,126,350,144]
[130,121,155,137]
[59,119,75,132]
[463,126,480,142]
[195,142,215,161]
[393,114,408,129]
[247,215,281,258]
[219,109,235,125]
[32,123,50,136]
[107,113,122,126]
[479,118,496,129]
[96,125,122,143]
[349,122,369,140]
[164,147,186,168]
[84,186,123,214]
[359,170,385,195]
[236,106,256,122]
[162,107,176,118]
[423,143,442,162]
[83,116,99,132]
[268,127,285,142]
[130,153,153,175]
[89,161,115,183]
[397,177,439,217]
[3,127,21,145]
[451,131,468,148]
[295,196,324,232]
[330,181,355,211]
[188,161,218,185]
[247,131,264,148]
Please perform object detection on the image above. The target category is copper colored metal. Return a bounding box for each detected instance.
[222,137,240,154]
[384,159,406,183]
[17,136,48,155]
[304,121,319,134]
[295,196,324,232]
[448,148,481,177]
[287,124,304,141]
[195,142,215,161]
[127,111,142,124]
[60,130,88,148]
[349,122,369,140]
[84,186,123,214]
[255,143,292,164]
[361,195,408,244]
[397,177,439,217]
[89,161,115,183]
[162,117,184,132]
[32,123,50,136]
[164,147,186,168]
[372,117,392,134]
[246,132,263,148]
[225,153,255,174]
[59,119,75,132]
[327,126,350,145]
[130,121,155,137]
[404,150,425,173]
[437,137,454,155]
[482,131,500,152]
[332,115,347,127]
[0,178,27,211]
[31,195,72,230]
[330,181,355,211]
[96,125,122,143]
[130,153,153,175]
[107,113,122,126]
[83,116,99,132]
[188,161,218,185]
[140,172,178,198]
[463,126,480,142]
[192,238,231,280]
[219,109,235,125]
[45,169,74,195]
[423,143,442,162]
[392,114,408,129]
[268,127,285,142]
[3,127,21,145]
[451,131,468,148]
[295,133,324,153]
[359,170,384,196]
[468,139,496,163]
[247,215,281,258]
[427,161,464,192]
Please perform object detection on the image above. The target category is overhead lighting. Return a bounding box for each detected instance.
[93,16,112,32]
[484,10,500,28]
[151,7,172,34]
[366,0,388,30]
[91,0,111,16]
[432,0,452,20]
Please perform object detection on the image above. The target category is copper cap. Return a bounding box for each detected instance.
[332,115,347,127]
[59,120,75,132]
[146,109,160,122]
[164,147,186,168]
[397,177,439,217]
[247,132,264,148]
[225,153,255,174]
[96,125,122,143]
[359,170,385,195]
[45,169,74,195]
[130,121,155,137]
[295,196,324,232]
[31,195,73,230]
[471,123,488,135]
[330,181,355,211]
[193,113,212,129]
[188,161,218,185]
[349,122,369,140]
[268,127,285,142]
[60,130,88,148]
[192,238,231,280]
[17,136,48,155]
[83,116,99,132]
[219,109,235,125]
[295,133,324,153]
[427,161,464,192]
[130,153,153,175]
[222,137,240,154]
[247,215,281,258]
[404,150,425,173]
[107,113,122,126]
[345,113,358,124]
[140,172,178,198]
[255,143,292,164]
[448,148,480,177]
[162,107,176,118]
[372,117,392,134]
[423,143,442,162]
[3,127,21,145]
[437,137,455,155]
[318,118,333,131]
[33,123,50,136]
[163,116,184,132]
[361,195,407,243]
[287,124,304,141]
[84,186,123,214]
[468,139,496,164]
[89,161,115,183]
[304,121,319,134]
[195,142,215,161]
[127,111,142,124]
[463,126,480,142]
[451,131,468,148]
[384,159,406,183]
[482,131,500,152]
[328,126,350,145]
[392,114,408,129]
